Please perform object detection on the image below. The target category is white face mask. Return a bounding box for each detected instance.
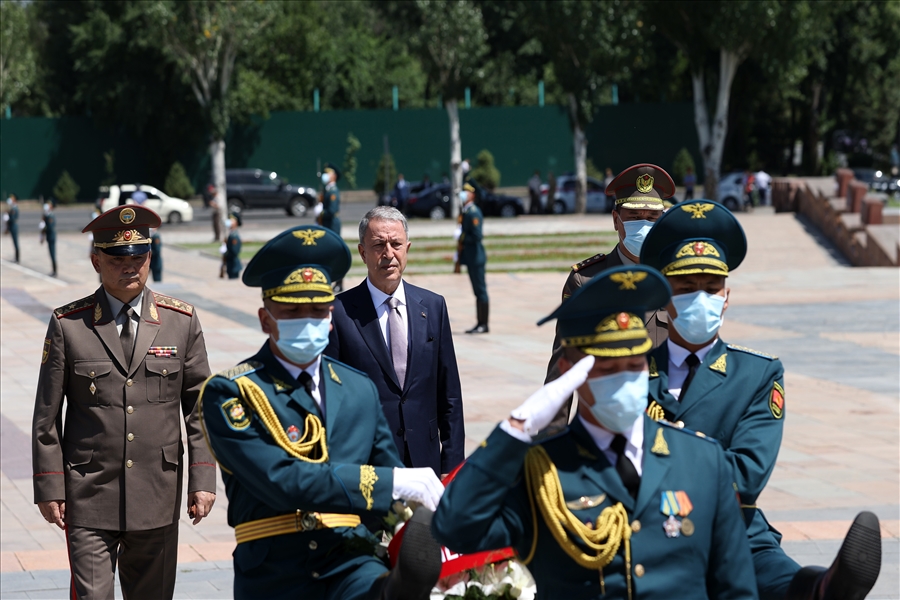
[584,369,649,433]
[43,203,51,214]
[620,219,654,256]
[670,290,727,345]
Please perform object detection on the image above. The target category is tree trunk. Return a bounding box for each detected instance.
[569,93,587,214]
[211,138,226,212]
[692,49,742,201]
[446,98,461,219]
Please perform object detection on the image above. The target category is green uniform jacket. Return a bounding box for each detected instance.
[646,339,785,507]
[224,231,242,279]
[459,203,486,267]
[322,183,341,235]
[200,344,403,597]
[433,418,757,600]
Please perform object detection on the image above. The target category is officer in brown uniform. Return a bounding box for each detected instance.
[545,164,675,386]
[32,205,217,599]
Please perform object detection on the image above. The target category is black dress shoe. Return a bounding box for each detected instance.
[381,507,442,600]
[465,324,489,334]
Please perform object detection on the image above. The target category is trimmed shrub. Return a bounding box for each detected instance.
[164,161,195,199]
[53,170,80,204]
[469,149,501,190]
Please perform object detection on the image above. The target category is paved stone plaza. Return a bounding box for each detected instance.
[1,207,897,598]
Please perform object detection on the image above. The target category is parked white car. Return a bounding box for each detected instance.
[99,184,194,223]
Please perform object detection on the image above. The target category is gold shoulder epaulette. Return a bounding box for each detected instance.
[54,295,95,319]
[571,253,606,272]
[217,361,263,381]
[154,293,194,316]
[727,344,777,360]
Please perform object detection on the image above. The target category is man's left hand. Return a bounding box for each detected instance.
[187,491,216,525]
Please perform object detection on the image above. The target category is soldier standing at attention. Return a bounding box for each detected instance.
[459,182,489,334]
[640,200,882,600]
[5,192,20,263]
[32,205,217,599]
[199,225,444,600]
[39,200,58,277]
[433,265,757,599]
[319,163,343,291]
[150,227,163,282]
[224,212,243,280]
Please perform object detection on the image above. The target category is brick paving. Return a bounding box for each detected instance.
[1,208,897,598]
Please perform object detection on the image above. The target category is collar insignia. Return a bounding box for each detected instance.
[651,428,670,455]
[709,354,727,374]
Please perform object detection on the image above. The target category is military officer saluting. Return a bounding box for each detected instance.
[545,164,673,384]
[32,205,217,599]
[639,200,882,600]
[433,265,757,599]
[199,225,444,600]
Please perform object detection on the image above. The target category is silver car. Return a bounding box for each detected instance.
[542,175,612,214]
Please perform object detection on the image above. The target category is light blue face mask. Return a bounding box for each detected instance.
[670,290,727,345]
[621,219,654,256]
[268,310,331,365]
[585,369,649,433]
[321,173,331,185]
[458,191,469,204]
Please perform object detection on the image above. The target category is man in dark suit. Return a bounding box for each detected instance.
[326,206,465,477]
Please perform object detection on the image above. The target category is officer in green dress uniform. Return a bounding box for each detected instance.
[40,200,58,276]
[224,212,242,280]
[459,182,489,334]
[433,265,757,599]
[150,227,163,282]
[639,200,882,600]
[200,225,444,600]
[6,193,20,263]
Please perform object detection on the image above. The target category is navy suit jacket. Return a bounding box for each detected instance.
[326,279,465,475]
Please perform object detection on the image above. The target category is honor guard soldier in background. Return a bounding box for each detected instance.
[224,211,243,280]
[32,205,217,599]
[39,200,58,277]
[459,182,489,334]
[150,226,163,282]
[545,164,674,385]
[433,265,757,599]
[199,225,444,600]
[5,192,20,262]
[319,163,343,291]
[640,200,882,600]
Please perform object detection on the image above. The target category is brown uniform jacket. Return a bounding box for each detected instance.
[32,286,216,531]
[545,244,669,383]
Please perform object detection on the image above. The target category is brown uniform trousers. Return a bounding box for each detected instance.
[544,245,668,426]
[32,286,216,599]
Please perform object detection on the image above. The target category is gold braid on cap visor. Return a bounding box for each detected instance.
[560,330,652,358]
[615,196,664,207]
[262,282,335,303]
[661,257,729,277]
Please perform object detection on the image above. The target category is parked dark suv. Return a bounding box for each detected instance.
[206,169,317,217]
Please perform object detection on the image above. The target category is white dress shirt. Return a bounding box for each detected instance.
[616,245,636,265]
[274,354,324,417]
[666,337,717,400]
[579,413,644,476]
[366,278,408,351]
[104,290,142,339]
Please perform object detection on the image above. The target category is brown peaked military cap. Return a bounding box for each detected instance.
[605,163,676,210]
[83,205,161,256]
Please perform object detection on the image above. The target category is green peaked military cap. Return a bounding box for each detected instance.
[537,265,672,357]
[640,199,747,277]
[83,205,161,256]
[242,225,351,303]
[323,162,342,181]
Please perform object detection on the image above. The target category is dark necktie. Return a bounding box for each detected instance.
[297,371,314,397]
[611,434,640,499]
[386,297,407,387]
[681,353,701,398]
[119,305,135,365]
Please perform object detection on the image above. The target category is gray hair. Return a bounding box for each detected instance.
[358,206,409,242]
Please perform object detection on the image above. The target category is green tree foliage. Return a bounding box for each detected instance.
[53,170,80,204]
[343,133,361,190]
[469,150,501,190]
[373,153,397,197]
[164,162,195,199]
[672,148,696,185]
[0,1,39,113]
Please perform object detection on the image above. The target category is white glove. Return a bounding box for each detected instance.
[510,355,595,437]
[313,202,324,217]
[452,225,462,241]
[392,467,444,511]
[219,243,227,254]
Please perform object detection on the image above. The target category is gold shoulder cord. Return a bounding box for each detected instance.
[235,376,329,463]
[523,445,632,600]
